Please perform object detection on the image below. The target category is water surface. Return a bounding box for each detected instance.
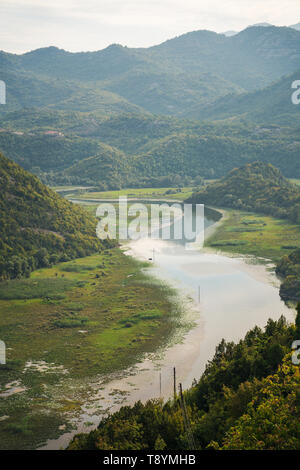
[42,202,295,449]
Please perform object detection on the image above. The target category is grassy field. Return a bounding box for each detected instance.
[206,210,300,262]
[63,186,195,201]
[0,248,186,450]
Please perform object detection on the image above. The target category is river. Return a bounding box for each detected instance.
[41,202,295,449]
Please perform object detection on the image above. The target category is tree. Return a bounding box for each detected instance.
[154,435,167,450]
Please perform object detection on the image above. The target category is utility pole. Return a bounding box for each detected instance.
[179,383,196,450]
[198,285,201,303]
[173,367,176,401]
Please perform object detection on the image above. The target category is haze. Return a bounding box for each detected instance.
[1,0,300,53]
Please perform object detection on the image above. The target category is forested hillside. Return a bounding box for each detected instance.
[0,131,100,172]
[187,162,300,222]
[1,120,299,187]
[67,312,300,450]
[188,68,300,126]
[61,143,132,189]
[1,26,300,117]
[1,25,300,188]
[276,249,300,301]
[133,134,300,181]
[0,153,111,280]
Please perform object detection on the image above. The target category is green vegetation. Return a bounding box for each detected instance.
[276,249,300,302]
[2,27,300,189]
[0,278,75,300]
[0,131,101,172]
[188,162,300,223]
[2,26,300,118]
[73,186,194,201]
[2,116,299,189]
[0,152,112,280]
[205,211,300,261]
[189,67,300,126]
[205,209,300,302]
[0,249,186,449]
[1,24,300,451]
[189,162,300,301]
[67,313,300,450]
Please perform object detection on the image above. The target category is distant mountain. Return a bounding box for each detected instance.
[1,26,300,190]
[223,22,300,35]
[290,22,300,31]
[0,152,109,280]
[1,26,300,117]
[0,60,144,116]
[61,142,132,189]
[187,162,300,222]
[186,68,300,126]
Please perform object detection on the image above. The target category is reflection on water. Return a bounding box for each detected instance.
[42,202,295,449]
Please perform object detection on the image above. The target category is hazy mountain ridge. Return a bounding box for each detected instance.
[1,26,300,188]
[186,68,300,125]
[1,26,300,117]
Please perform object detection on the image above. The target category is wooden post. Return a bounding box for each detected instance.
[173,367,176,400]
[198,285,200,303]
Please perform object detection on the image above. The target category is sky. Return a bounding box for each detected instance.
[1,0,300,54]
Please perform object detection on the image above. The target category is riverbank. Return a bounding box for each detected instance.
[205,209,300,262]
[2,197,297,450]
[0,248,187,450]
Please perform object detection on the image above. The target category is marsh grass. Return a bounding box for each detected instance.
[0,278,75,300]
[74,186,194,201]
[0,247,184,449]
[206,210,300,261]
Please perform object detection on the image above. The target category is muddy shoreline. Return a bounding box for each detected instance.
[40,208,295,450]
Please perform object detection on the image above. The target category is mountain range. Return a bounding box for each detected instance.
[223,21,300,36]
[2,25,300,116]
[0,25,300,187]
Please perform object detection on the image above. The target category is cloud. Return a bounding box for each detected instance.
[1,0,300,53]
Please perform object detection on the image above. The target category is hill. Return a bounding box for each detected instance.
[0,55,144,116]
[276,249,300,301]
[60,142,132,189]
[187,68,300,126]
[133,134,300,183]
[2,26,300,117]
[1,117,299,188]
[1,27,300,188]
[0,131,101,173]
[0,153,110,280]
[67,315,299,450]
[187,162,300,222]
